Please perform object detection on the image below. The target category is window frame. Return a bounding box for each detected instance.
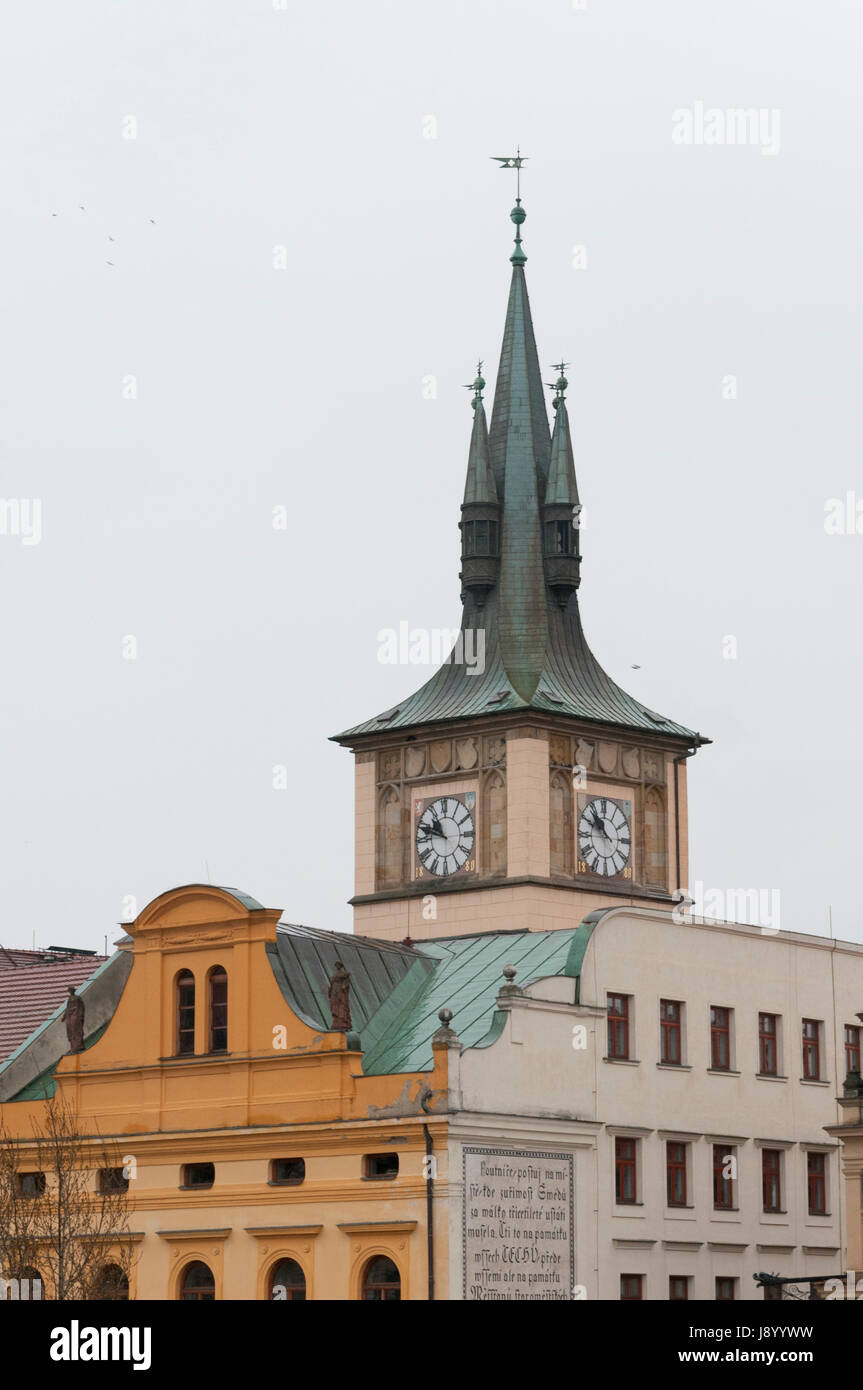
[607,993,631,1060]
[207,965,228,1054]
[270,1157,306,1187]
[666,1141,688,1208]
[615,1136,638,1205]
[762,1148,783,1213]
[712,1144,735,1211]
[802,1019,821,1080]
[758,1012,778,1076]
[845,1025,861,1076]
[363,1153,399,1181]
[807,1152,827,1216]
[660,999,682,1065]
[182,1161,215,1191]
[710,1005,731,1071]
[620,1273,643,1301]
[176,969,195,1057]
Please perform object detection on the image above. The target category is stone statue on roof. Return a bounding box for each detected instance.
[327,961,352,1032]
[63,985,85,1054]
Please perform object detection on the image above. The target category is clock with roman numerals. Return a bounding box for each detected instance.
[414,795,476,877]
[577,796,632,878]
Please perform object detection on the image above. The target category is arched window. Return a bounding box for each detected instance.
[361,1256,400,1301]
[176,971,195,1056]
[94,1264,129,1300]
[179,1261,215,1301]
[270,1258,306,1301]
[208,966,228,1053]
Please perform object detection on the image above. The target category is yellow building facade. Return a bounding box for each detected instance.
[3,885,455,1301]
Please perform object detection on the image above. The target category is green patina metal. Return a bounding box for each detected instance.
[333,196,707,750]
[266,921,598,1076]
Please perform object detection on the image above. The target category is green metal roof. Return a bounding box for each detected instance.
[333,209,707,750]
[268,921,595,1076]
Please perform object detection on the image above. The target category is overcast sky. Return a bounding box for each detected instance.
[1,0,861,954]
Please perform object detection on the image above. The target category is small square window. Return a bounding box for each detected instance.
[271,1158,306,1186]
[183,1162,215,1190]
[363,1153,398,1180]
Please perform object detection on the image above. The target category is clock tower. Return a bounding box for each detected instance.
[332,192,708,942]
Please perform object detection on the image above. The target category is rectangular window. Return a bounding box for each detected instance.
[17,1171,46,1198]
[660,1000,682,1064]
[183,1162,215,1190]
[710,1006,731,1070]
[607,994,630,1060]
[758,1013,778,1075]
[615,1137,637,1204]
[807,1152,826,1215]
[620,1274,643,1301]
[762,1149,782,1213]
[363,1153,399,1180]
[669,1276,689,1301]
[666,1142,687,1207]
[764,1281,783,1301]
[716,1277,736,1301]
[271,1158,306,1186]
[845,1025,861,1076]
[98,1166,129,1194]
[802,1019,821,1080]
[713,1145,734,1210]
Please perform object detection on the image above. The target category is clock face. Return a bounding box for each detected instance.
[415,796,475,877]
[578,796,631,878]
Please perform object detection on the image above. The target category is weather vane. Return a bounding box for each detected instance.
[546,362,570,408]
[462,359,486,409]
[491,148,527,201]
[492,149,529,266]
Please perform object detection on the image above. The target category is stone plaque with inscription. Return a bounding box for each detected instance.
[462,1146,574,1300]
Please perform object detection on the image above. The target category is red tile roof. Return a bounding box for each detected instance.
[0,955,107,1062]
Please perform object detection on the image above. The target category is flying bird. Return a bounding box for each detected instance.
[79,205,86,211]
[631,664,641,670]
[106,261,114,267]
[149,219,155,225]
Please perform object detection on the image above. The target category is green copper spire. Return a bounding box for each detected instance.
[462,363,497,505]
[332,174,707,754]
[545,365,579,507]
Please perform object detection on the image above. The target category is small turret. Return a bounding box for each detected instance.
[459,365,500,608]
[542,365,581,608]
